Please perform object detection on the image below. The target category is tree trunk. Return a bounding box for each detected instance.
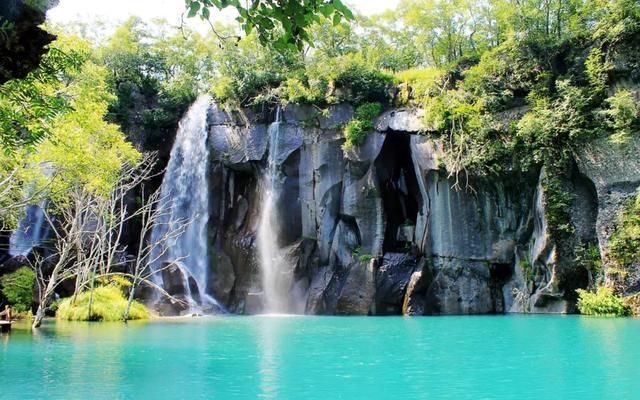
[32,264,61,329]
[87,265,98,320]
[123,279,137,322]
[32,276,56,329]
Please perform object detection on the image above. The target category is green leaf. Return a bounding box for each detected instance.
[187,2,200,18]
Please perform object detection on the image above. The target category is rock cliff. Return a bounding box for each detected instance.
[188,101,634,315]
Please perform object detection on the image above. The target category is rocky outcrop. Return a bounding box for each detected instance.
[147,101,620,316]
[0,0,59,83]
[576,136,640,293]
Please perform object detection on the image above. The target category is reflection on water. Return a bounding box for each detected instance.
[256,317,281,399]
[1,316,640,399]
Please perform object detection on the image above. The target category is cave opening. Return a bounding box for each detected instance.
[374,133,421,252]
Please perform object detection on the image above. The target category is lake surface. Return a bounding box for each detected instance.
[1,315,639,399]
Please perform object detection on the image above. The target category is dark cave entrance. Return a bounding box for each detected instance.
[374,133,421,252]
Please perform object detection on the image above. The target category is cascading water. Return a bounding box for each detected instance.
[149,94,220,314]
[8,200,49,257]
[257,107,294,313]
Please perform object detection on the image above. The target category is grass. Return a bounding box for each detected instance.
[56,285,149,321]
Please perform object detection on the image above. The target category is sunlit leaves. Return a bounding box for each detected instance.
[184,0,354,51]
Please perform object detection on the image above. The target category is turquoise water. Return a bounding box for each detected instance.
[1,315,639,399]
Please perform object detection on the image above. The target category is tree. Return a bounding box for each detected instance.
[124,187,191,321]
[0,35,86,152]
[184,0,354,51]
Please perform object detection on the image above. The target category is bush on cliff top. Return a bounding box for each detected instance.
[57,285,149,322]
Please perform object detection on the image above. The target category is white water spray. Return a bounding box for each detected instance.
[9,200,49,257]
[257,107,294,313]
[149,94,220,313]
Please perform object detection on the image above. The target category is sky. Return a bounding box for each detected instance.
[47,0,401,35]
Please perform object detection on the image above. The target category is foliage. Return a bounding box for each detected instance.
[331,60,393,106]
[0,267,36,313]
[600,89,640,144]
[56,284,148,321]
[342,102,382,149]
[609,191,640,269]
[519,260,535,282]
[575,242,603,285]
[0,31,140,228]
[98,18,214,149]
[576,286,631,316]
[209,30,301,107]
[185,0,354,51]
[351,246,375,262]
[27,51,140,201]
[394,67,444,105]
[0,34,87,151]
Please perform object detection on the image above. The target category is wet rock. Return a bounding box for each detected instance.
[335,260,376,315]
[425,258,502,315]
[155,297,189,316]
[305,266,335,314]
[209,124,268,164]
[402,270,429,315]
[374,253,418,314]
[0,255,30,274]
[161,262,188,296]
[396,225,415,242]
[244,292,263,315]
[207,251,236,305]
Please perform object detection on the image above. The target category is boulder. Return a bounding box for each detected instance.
[0,255,29,274]
[375,253,419,314]
[424,258,502,315]
[160,262,188,297]
[207,251,236,306]
[375,108,425,133]
[335,260,376,315]
[402,270,428,315]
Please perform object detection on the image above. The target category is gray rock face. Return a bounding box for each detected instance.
[155,102,614,316]
[576,136,640,292]
[425,258,502,314]
[334,260,376,315]
[0,0,59,84]
[402,270,427,315]
[375,108,425,132]
[375,253,419,314]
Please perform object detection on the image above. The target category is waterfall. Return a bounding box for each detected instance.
[257,107,293,313]
[8,200,49,257]
[149,94,220,314]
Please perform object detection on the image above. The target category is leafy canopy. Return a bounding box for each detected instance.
[185,0,354,51]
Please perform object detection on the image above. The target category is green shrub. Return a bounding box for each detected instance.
[333,61,393,106]
[519,260,535,281]
[57,284,149,321]
[575,242,603,282]
[609,191,640,268]
[394,67,444,104]
[576,287,631,316]
[0,267,35,313]
[342,102,382,149]
[601,89,639,144]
